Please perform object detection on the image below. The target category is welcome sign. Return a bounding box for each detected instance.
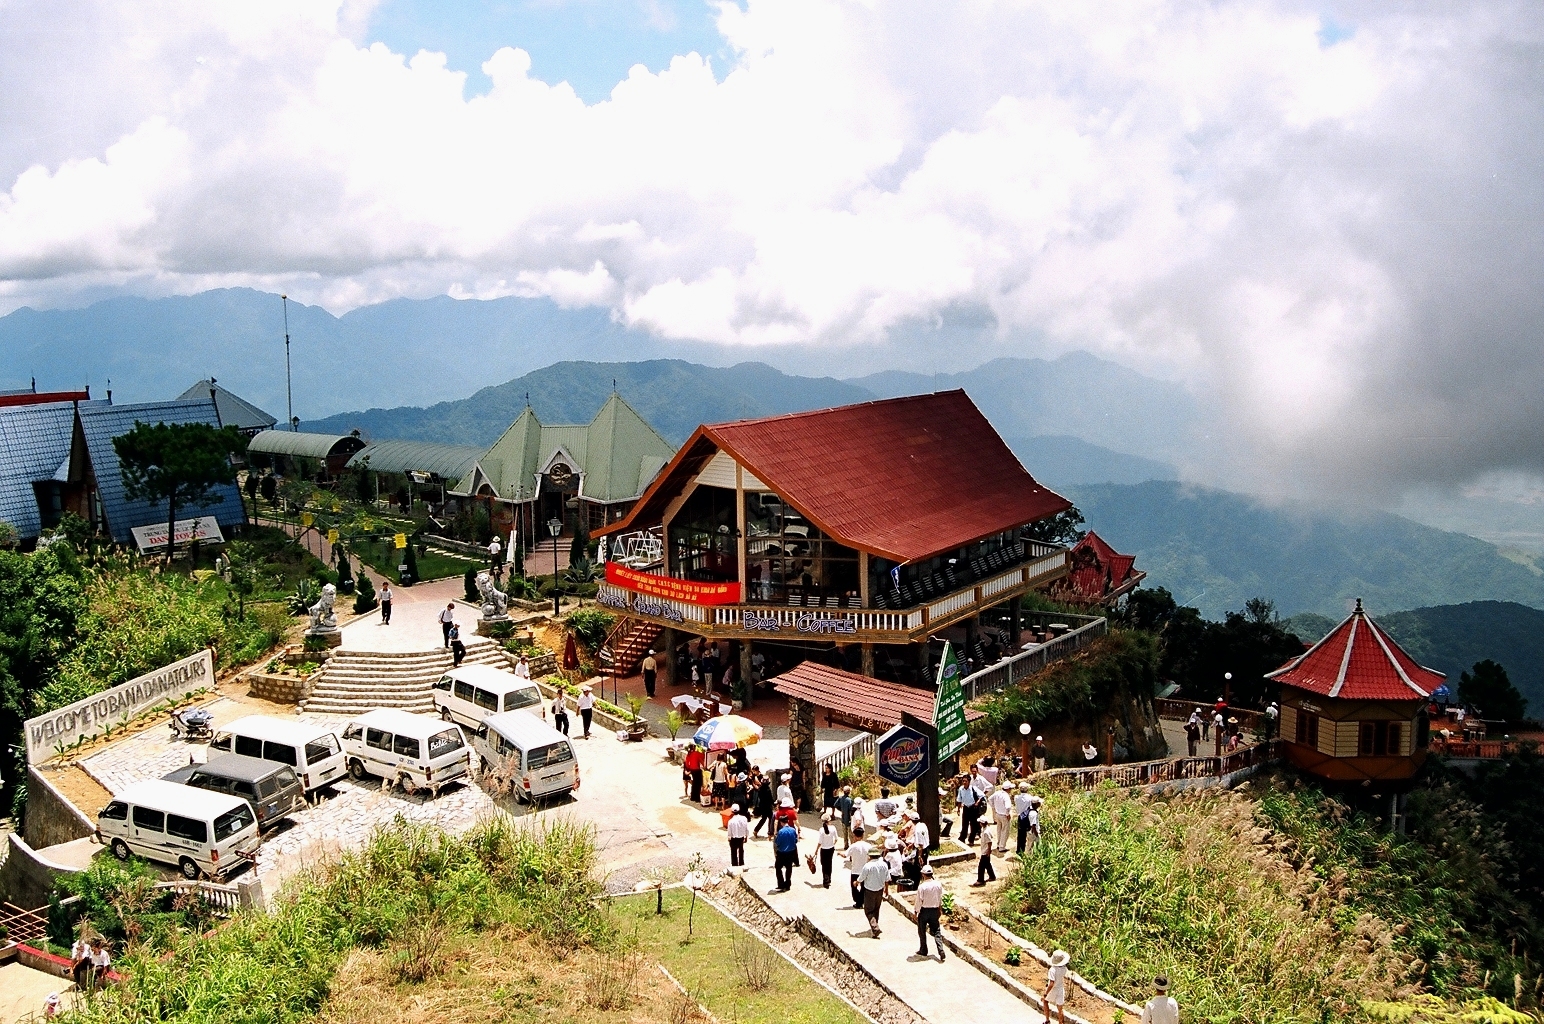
[25,649,214,761]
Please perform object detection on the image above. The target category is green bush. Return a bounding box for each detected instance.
[975,630,1159,739]
[353,574,378,615]
[464,567,478,602]
[566,607,615,651]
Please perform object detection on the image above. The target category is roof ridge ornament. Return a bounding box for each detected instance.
[1354,597,1364,614]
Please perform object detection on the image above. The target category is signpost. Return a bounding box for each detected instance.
[934,641,968,761]
[877,722,930,787]
[900,712,942,852]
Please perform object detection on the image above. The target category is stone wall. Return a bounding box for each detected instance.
[22,766,95,850]
[247,671,316,704]
[0,832,82,909]
[788,697,817,807]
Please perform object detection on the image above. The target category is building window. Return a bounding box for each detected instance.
[1295,709,1319,748]
[1358,720,1401,756]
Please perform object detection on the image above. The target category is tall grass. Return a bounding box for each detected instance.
[61,816,607,1024]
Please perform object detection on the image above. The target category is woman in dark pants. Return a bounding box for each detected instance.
[821,764,840,809]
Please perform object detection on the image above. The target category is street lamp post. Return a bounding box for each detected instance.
[547,518,562,616]
[1019,722,1032,772]
[1223,671,1233,705]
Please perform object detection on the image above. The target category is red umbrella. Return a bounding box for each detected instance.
[563,634,580,671]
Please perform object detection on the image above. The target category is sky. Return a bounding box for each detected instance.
[0,0,1541,506]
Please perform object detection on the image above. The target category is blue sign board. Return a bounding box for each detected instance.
[877,722,931,786]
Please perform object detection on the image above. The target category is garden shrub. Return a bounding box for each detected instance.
[566,607,614,651]
[353,574,377,615]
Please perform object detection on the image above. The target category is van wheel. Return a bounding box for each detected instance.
[348,758,368,781]
[397,773,417,795]
[440,707,452,722]
[178,857,202,881]
[110,838,131,861]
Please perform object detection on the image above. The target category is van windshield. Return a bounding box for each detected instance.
[503,688,540,711]
[526,742,574,770]
[213,804,255,842]
[427,729,464,758]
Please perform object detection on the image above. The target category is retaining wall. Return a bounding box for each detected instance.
[0,833,82,909]
[22,767,95,850]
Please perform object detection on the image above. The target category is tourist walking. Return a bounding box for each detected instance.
[439,603,456,648]
[378,580,392,623]
[683,744,704,802]
[836,786,855,845]
[1044,950,1071,1024]
[1032,734,1048,772]
[1197,708,1208,741]
[1212,710,1226,747]
[642,650,657,697]
[551,693,569,735]
[816,812,839,887]
[1015,783,1039,854]
[789,761,807,811]
[1185,716,1200,756]
[972,823,996,886]
[577,683,595,738]
[752,773,775,838]
[1140,976,1179,1024]
[821,764,840,809]
[845,825,872,907]
[449,623,466,667]
[989,782,1012,851]
[955,775,982,846]
[488,536,502,571]
[859,846,891,937]
[773,820,800,891]
[727,804,749,867]
[913,865,945,961]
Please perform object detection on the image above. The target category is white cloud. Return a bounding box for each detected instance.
[0,0,1541,497]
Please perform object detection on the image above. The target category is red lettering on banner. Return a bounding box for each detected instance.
[605,563,742,606]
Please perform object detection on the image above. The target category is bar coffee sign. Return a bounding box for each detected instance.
[25,649,214,761]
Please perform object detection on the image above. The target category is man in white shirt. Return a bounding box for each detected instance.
[912,864,946,961]
[514,654,531,679]
[955,777,982,846]
[577,683,595,738]
[727,804,750,867]
[488,536,502,572]
[844,827,872,909]
[1141,975,1179,1024]
[439,603,456,648]
[971,823,996,886]
[859,854,891,937]
[90,941,111,990]
[1082,741,1099,763]
[910,814,931,861]
[989,784,1013,852]
[1265,702,1280,739]
[70,938,92,988]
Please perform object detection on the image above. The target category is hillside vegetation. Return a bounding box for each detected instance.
[996,775,1541,1024]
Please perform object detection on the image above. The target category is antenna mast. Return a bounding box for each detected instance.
[282,294,294,431]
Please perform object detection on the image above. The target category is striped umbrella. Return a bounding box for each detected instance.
[691,715,764,751]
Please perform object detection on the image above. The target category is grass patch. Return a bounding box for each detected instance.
[352,537,469,583]
[610,888,863,1024]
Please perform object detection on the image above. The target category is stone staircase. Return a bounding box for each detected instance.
[300,642,514,716]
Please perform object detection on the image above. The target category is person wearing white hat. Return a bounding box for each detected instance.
[989,782,1013,852]
[1141,976,1178,1024]
[43,993,61,1019]
[1045,950,1071,1024]
[845,825,872,908]
[1015,783,1040,855]
[577,683,595,738]
[816,811,839,887]
[971,822,996,886]
[1032,734,1048,773]
[912,864,945,961]
[727,803,750,866]
[884,836,905,881]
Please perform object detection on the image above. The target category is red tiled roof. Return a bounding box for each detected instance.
[1053,530,1143,603]
[771,660,985,729]
[1266,599,1444,700]
[599,391,1070,564]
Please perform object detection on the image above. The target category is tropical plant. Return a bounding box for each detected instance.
[113,420,246,560]
[562,555,601,585]
[624,692,646,723]
[566,607,615,651]
[506,575,539,601]
[287,579,320,616]
[666,709,685,741]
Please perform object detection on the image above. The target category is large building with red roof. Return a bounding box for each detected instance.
[1267,598,1442,783]
[595,391,1074,689]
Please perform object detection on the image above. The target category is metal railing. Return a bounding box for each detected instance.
[1,901,47,944]
[1435,738,1532,759]
[960,615,1108,701]
[816,732,877,776]
[712,604,920,633]
[1154,697,1264,733]
[1036,739,1284,790]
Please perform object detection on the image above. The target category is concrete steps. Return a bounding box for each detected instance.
[301,643,514,716]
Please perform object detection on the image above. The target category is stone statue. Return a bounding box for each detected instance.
[307,583,339,632]
[476,571,509,620]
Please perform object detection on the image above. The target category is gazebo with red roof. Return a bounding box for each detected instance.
[1267,599,1442,783]
[1050,530,1145,606]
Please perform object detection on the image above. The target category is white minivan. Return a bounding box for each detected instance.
[96,780,261,880]
[340,708,471,795]
[472,711,579,804]
[433,664,545,729]
[209,715,346,796]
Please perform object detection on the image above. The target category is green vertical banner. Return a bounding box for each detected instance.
[933,641,968,761]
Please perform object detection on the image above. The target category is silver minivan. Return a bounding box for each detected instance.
[472,711,579,804]
[433,664,545,728]
[96,780,260,880]
[340,708,470,795]
[209,715,346,796]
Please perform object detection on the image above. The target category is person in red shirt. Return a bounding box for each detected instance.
[683,745,704,803]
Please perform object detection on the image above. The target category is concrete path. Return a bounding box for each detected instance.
[742,861,1044,1024]
[337,576,466,653]
[1,962,79,1024]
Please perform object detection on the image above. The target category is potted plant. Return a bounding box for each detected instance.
[665,710,686,761]
[624,693,649,741]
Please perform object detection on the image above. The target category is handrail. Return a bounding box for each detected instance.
[960,617,1109,701]
[816,732,877,777]
[1035,739,1284,790]
[1154,697,1263,732]
[152,879,242,914]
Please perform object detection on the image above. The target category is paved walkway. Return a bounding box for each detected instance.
[742,861,1043,1024]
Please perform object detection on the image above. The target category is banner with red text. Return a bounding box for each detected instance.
[605,562,741,606]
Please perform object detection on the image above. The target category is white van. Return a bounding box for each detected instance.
[96,780,260,880]
[472,711,579,804]
[340,709,471,795]
[209,715,346,796]
[433,664,545,729]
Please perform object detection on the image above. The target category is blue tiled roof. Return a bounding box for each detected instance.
[0,400,81,540]
[80,399,246,544]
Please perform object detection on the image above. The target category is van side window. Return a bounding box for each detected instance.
[454,681,475,702]
[474,688,498,711]
[100,801,128,821]
[263,741,298,766]
[190,774,232,795]
[526,742,574,770]
[427,729,463,758]
[366,728,392,751]
[276,767,298,787]
[306,735,339,764]
[210,733,233,752]
[214,805,255,841]
[167,814,208,843]
[342,724,363,741]
[233,781,257,799]
[132,807,165,832]
[503,687,539,711]
[393,734,421,759]
[234,735,262,758]
[434,676,452,692]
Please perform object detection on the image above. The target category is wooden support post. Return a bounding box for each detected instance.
[662,627,677,687]
[789,697,817,809]
[858,550,870,608]
[739,641,753,710]
[860,643,875,678]
[1010,595,1022,648]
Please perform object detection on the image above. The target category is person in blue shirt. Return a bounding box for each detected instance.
[773,821,800,891]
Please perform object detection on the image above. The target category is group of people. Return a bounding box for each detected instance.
[67,934,112,993]
[951,759,1044,885]
[1182,697,1277,755]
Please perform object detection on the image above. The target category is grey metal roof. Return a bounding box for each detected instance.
[80,399,246,544]
[178,380,278,432]
[247,429,364,460]
[347,439,482,481]
[0,399,81,540]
